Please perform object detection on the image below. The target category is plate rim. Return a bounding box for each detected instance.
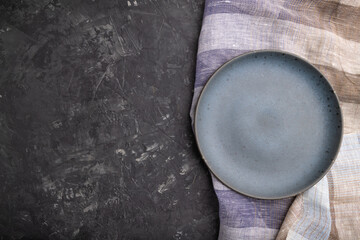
[194,49,344,199]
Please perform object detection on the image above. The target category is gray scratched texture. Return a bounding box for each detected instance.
[0,0,219,239]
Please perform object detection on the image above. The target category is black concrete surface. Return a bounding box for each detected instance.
[0,0,219,239]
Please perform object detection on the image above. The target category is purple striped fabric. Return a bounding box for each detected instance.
[190,1,297,238]
[190,0,360,239]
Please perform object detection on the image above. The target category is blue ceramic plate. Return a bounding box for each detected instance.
[194,50,343,199]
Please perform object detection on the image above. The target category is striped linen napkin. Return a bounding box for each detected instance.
[190,0,360,239]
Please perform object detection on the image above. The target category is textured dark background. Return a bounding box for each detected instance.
[0,0,219,239]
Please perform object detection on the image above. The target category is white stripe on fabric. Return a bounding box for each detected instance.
[219,225,278,240]
[340,0,360,7]
[286,176,331,240]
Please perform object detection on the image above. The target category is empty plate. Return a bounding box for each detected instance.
[194,50,343,199]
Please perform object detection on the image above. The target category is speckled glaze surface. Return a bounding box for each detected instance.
[195,51,343,199]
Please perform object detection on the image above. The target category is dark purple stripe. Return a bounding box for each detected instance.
[215,189,293,228]
[204,0,278,18]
